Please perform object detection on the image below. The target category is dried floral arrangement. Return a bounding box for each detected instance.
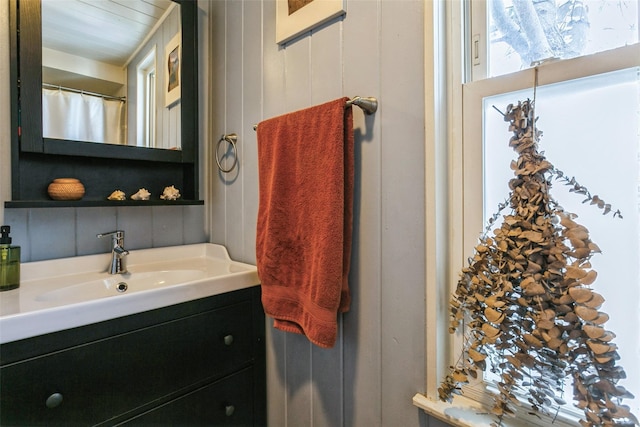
[438,100,638,427]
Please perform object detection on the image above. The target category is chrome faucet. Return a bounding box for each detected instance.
[97,230,129,274]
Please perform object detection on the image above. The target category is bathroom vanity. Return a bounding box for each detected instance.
[0,244,266,426]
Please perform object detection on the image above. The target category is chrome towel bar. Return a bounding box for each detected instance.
[253,96,378,131]
[345,96,378,115]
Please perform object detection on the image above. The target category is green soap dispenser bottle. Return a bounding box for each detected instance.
[0,225,20,291]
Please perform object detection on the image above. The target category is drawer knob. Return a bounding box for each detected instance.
[223,334,234,346]
[225,404,235,417]
[46,392,64,409]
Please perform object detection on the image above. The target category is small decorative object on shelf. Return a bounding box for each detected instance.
[107,190,126,201]
[160,185,181,201]
[131,188,151,201]
[47,178,85,201]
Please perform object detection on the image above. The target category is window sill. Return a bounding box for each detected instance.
[413,393,507,427]
[413,393,577,427]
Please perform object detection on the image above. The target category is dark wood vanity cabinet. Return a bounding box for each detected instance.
[0,287,266,426]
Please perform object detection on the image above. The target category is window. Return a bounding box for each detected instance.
[136,48,157,148]
[416,1,640,425]
[479,67,640,420]
[464,0,639,423]
[485,0,639,78]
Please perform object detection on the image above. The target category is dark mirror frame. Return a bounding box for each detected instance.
[6,0,201,207]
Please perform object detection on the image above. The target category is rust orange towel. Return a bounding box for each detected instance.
[256,97,354,348]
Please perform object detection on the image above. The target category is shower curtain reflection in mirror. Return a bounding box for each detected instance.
[42,88,126,145]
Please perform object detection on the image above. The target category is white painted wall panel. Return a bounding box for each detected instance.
[342,1,383,426]
[308,19,345,427]
[379,1,427,426]
[209,0,228,246]
[223,0,245,260]
[207,0,442,426]
[241,0,262,264]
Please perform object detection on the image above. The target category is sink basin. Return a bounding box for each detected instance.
[0,243,260,344]
[34,270,208,303]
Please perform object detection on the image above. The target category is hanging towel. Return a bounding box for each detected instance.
[256,97,354,349]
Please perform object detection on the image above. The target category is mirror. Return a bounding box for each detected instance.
[41,0,181,150]
[8,0,199,204]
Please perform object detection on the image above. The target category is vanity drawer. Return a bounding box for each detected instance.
[120,366,256,426]
[0,299,256,426]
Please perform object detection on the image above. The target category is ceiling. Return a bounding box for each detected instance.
[41,0,175,67]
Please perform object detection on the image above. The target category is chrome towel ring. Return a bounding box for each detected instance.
[216,133,238,173]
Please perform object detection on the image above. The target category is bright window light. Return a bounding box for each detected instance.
[482,67,640,417]
[488,0,639,77]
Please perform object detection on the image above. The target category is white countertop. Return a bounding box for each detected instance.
[0,244,260,344]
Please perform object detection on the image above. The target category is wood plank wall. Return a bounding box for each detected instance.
[207,1,448,426]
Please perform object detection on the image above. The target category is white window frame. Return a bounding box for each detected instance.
[136,47,157,148]
[415,1,640,425]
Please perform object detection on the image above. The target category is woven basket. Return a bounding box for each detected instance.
[48,178,85,201]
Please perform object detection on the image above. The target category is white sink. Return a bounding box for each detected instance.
[34,270,208,303]
[0,244,259,344]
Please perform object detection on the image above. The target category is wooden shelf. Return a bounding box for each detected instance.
[5,199,204,208]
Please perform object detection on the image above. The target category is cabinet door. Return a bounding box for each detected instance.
[0,301,255,426]
[120,367,256,426]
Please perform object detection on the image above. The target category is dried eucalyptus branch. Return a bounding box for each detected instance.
[551,168,623,218]
[439,100,638,427]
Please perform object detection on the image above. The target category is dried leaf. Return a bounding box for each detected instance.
[599,331,616,342]
[555,294,573,305]
[583,324,605,339]
[523,281,546,296]
[526,260,542,273]
[560,214,578,228]
[520,276,535,288]
[581,269,598,285]
[536,319,555,330]
[547,326,561,338]
[584,292,605,309]
[521,230,544,242]
[554,396,567,405]
[468,348,487,362]
[594,354,614,364]
[485,307,505,323]
[452,370,468,383]
[547,337,563,349]
[566,266,588,279]
[485,295,506,308]
[563,312,579,323]
[614,385,635,399]
[569,287,593,303]
[569,329,583,339]
[595,379,618,393]
[482,323,501,340]
[523,333,543,348]
[588,242,602,253]
[587,411,601,424]
[505,355,522,369]
[570,248,592,259]
[575,305,598,321]
[609,404,634,419]
[592,312,610,325]
[566,227,589,241]
[587,340,614,355]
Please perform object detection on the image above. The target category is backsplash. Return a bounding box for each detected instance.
[3,205,206,262]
